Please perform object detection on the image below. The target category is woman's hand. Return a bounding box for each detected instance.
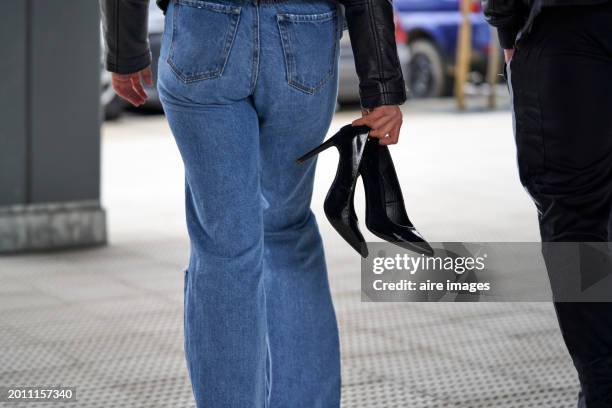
[111,66,153,107]
[352,105,403,145]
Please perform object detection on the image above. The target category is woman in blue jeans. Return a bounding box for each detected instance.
[101,0,406,406]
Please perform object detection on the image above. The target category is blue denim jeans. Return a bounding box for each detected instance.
[157,0,343,406]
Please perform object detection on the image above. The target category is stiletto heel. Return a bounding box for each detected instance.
[359,138,433,256]
[295,136,338,164]
[296,124,371,257]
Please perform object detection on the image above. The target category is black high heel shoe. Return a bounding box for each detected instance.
[296,124,370,257]
[359,138,434,256]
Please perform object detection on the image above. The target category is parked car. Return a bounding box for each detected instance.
[337,15,410,104]
[101,2,164,119]
[394,0,491,98]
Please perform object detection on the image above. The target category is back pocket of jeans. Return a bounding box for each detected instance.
[277,10,339,94]
[168,0,241,83]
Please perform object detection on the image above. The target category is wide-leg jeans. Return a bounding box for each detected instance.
[157,0,343,406]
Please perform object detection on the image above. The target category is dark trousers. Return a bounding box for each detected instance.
[507,3,612,407]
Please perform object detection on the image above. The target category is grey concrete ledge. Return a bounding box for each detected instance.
[0,200,107,254]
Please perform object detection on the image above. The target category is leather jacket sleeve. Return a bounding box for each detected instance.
[339,0,406,108]
[482,0,529,49]
[100,0,151,74]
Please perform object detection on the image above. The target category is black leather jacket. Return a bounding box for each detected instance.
[483,0,609,48]
[100,0,406,108]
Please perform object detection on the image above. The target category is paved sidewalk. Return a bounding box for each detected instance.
[0,100,580,407]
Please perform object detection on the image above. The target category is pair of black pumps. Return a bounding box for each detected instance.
[297,124,433,258]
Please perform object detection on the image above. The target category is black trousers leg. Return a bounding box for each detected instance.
[508,4,612,407]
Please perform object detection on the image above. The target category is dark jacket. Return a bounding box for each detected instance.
[100,0,406,108]
[483,0,610,49]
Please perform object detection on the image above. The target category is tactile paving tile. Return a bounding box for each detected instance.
[421,302,541,319]
[340,327,411,361]
[0,253,581,407]
[111,310,184,336]
[1,303,97,327]
[498,356,580,390]
[89,354,189,386]
[113,239,189,269]
[429,331,568,369]
[0,344,75,372]
[109,268,184,291]
[341,379,448,408]
[80,296,177,318]
[0,363,104,394]
[358,312,501,349]
[0,325,41,348]
[0,290,66,312]
[10,317,137,343]
[0,254,76,279]
[339,303,450,330]
[467,310,561,338]
[50,331,181,365]
[342,365,385,388]
[357,345,542,401]
[453,387,579,408]
[26,273,137,302]
[106,376,195,408]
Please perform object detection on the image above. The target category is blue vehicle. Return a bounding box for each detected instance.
[395,0,492,98]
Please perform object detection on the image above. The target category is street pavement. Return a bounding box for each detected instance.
[0,97,580,407]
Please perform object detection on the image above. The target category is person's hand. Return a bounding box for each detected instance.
[504,49,515,64]
[111,66,153,107]
[352,105,403,145]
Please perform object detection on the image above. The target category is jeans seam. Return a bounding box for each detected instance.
[178,0,240,13]
[249,5,260,94]
[276,15,295,92]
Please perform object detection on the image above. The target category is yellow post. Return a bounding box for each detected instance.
[486,28,501,109]
[455,0,472,110]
